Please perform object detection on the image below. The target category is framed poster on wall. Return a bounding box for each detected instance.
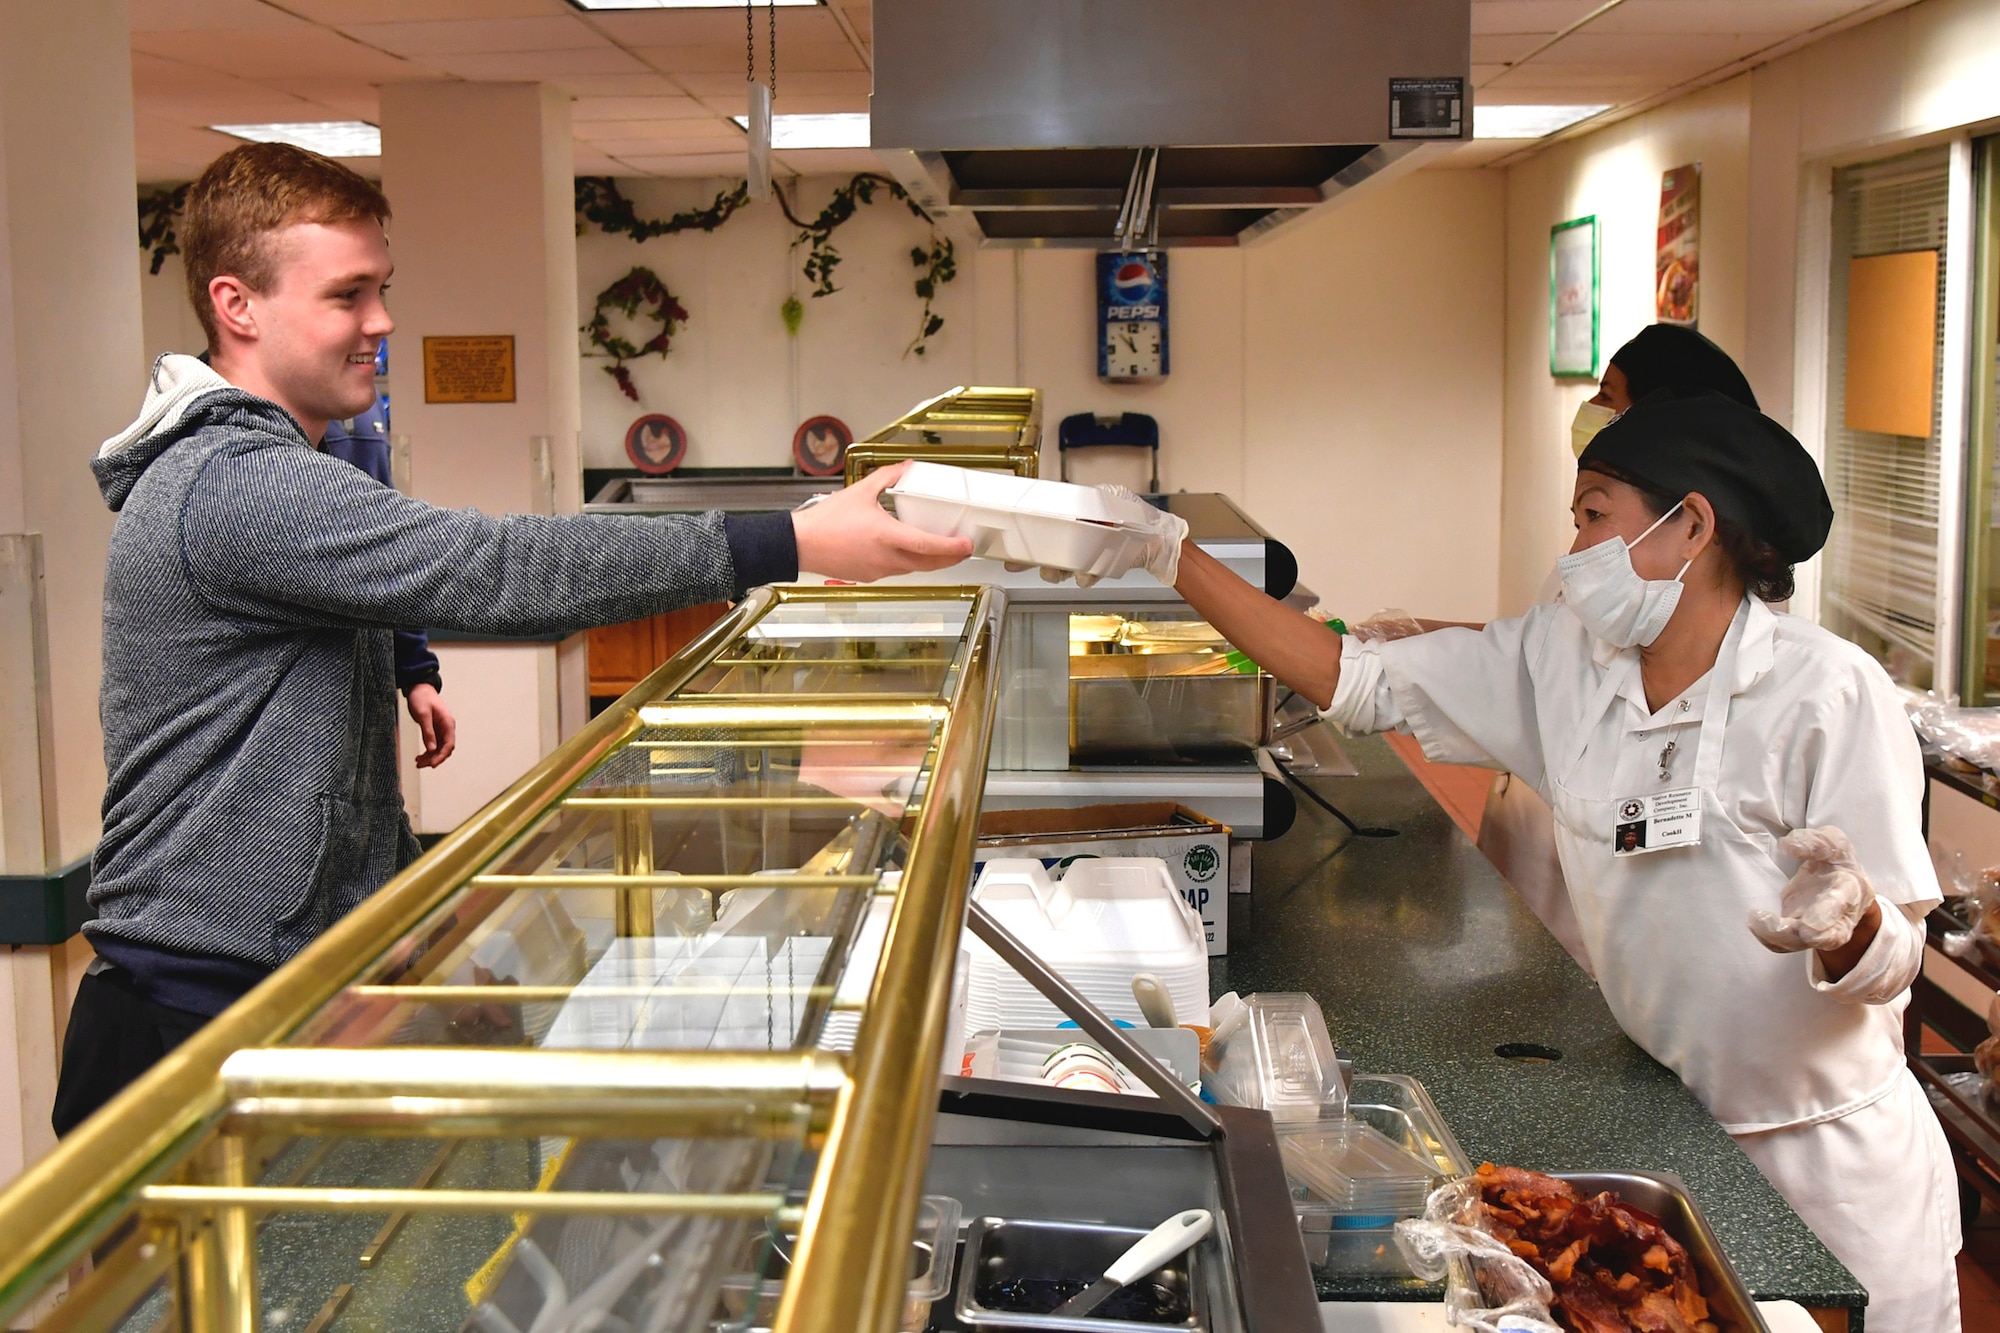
[1656,164,1700,327]
[1549,216,1599,378]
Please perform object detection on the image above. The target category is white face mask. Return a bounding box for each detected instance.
[1571,401,1618,457]
[1557,500,1691,648]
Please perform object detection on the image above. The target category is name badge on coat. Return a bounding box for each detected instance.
[1612,787,1702,856]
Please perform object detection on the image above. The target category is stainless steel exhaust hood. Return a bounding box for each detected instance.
[870,0,1472,248]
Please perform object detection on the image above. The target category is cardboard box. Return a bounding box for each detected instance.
[976,802,1230,954]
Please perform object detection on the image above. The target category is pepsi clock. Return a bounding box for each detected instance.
[1098,251,1168,381]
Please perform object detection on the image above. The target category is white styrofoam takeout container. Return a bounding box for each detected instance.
[885,461,1162,579]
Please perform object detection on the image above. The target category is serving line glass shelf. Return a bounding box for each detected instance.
[0,585,1003,1333]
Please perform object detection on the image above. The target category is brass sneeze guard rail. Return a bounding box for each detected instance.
[0,583,1006,1333]
[843,385,1042,484]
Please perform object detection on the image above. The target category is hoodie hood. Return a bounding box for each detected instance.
[94,353,252,511]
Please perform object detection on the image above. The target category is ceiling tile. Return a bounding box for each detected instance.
[609,151,746,176]
[629,43,745,75]
[1470,1,1604,35]
[549,72,689,97]
[129,0,311,32]
[1473,32,1543,64]
[777,42,865,73]
[1527,31,1760,66]
[574,147,625,174]
[1589,0,1870,36]
[588,133,743,157]
[674,70,869,99]
[577,117,739,141]
[694,90,868,116]
[583,6,841,45]
[135,111,259,180]
[580,9,749,44]
[281,79,387,120]
[133,28,426,81]
[572,96,714,121]
[277,0,566,20]
[338,16,609,57]
[414,47,652,79]
[771,147,892,177]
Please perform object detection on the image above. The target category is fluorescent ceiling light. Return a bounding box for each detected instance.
[211,121,381,157]
[729,112,870,149]
[569,0,815,9]
[1473,104,1611,140]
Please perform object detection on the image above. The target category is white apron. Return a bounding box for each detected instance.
[1541,606,1958,1333]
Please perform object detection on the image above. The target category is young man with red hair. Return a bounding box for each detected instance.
[55,143,967,1133]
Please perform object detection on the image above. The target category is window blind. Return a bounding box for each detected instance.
[1820,146,1952,689]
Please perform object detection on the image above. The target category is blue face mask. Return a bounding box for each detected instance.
[1556,501,1690,648]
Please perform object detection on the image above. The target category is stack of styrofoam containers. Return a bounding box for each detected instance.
[885,462,1166,581]
[961,858,1208,1032]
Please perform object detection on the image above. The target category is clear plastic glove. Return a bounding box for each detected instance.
[1747,826,1877,954]
[1350,609,1427,643]
[1098,484,1189,586]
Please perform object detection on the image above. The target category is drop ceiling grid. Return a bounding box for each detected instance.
[125,0,1908,181]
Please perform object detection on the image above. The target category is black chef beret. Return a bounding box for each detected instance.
[1578,389,1833,563]
[1610,324,1758,411]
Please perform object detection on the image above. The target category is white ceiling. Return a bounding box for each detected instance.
[129,0,1917,182]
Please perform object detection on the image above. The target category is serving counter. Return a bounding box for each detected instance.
[1224,736,1868,1323]
[0,591,1869,1328]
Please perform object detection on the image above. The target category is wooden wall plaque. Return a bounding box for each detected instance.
[422,335,516,404]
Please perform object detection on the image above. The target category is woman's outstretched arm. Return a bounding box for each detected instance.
[1173,544,1343,708]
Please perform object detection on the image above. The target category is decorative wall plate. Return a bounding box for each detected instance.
[793,415,853,477]
[625,413,687,474]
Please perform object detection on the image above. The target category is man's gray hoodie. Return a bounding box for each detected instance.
[88,355,796,1010]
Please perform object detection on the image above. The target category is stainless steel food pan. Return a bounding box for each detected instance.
[1550,1172,1770,1333]
[954,1216,1204,1331]
[1069,673,1272,763]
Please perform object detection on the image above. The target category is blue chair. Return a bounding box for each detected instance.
[1058,412,1159,493]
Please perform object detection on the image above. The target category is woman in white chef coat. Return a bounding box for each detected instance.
[1160,390,1960,1333]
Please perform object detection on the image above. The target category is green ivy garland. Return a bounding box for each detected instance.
[908,235,957,358]
[582,266,689,402]
[138,184,190,275]
[575,172,960,360]
[574,176,749,241]
[774,172,955,357]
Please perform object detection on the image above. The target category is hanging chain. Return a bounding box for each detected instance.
[768,0,777,101]
[745,0,754,85]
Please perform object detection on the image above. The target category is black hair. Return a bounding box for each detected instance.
[1582,462,1795,603]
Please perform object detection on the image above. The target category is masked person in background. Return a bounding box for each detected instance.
[1572,323,1759,455]
[1491,324,1767,966]
[1147,391,1959,1333]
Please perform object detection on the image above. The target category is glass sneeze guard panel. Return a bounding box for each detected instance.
[0,584,1003,1333]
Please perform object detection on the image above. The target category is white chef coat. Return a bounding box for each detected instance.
[1326,596,1959,1333]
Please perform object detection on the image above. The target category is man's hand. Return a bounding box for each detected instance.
[792,461,973,582]
[406,682,457,769]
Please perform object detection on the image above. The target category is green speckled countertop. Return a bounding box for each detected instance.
[1214,735,1864,1314]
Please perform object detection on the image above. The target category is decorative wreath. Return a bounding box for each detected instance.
[583,266,689,401]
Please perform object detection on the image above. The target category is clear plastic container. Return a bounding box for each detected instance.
[1347,1073,1471,1180]
[1294,1074,1469,1282]
[716,1194,961,1332]
[1203,992,1344,1121]
[1277,1120,1433,1214]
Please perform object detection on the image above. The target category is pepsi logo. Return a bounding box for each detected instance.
[1110,259,1155,303]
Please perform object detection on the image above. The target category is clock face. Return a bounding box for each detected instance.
[1104,320,1164,380]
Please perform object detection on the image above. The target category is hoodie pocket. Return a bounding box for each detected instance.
[280,792,406,952]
